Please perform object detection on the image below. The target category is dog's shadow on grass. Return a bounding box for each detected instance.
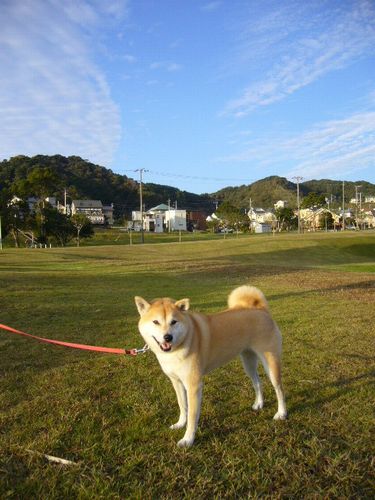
[288,367,375,415]
[268,279,375,303]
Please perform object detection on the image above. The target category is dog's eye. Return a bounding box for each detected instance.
[153,320,160,325]
[170,319,177,325]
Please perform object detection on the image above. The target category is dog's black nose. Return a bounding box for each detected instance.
[164,334,173,342]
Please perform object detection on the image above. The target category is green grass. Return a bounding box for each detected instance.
[1,232,374,498]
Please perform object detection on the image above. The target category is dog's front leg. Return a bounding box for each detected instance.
[169,376,187,429]
[177,380,203,448]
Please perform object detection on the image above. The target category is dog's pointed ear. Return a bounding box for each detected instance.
[175,298,190,311]
[135,296,150,316]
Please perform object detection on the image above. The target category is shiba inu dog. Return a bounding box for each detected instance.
[135,285,287,447]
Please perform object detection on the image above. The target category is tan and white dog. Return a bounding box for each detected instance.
[135,285,287,447]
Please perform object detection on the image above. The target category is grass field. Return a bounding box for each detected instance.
[1,232,374,498]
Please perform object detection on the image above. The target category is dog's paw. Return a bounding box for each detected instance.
[252,401,264,411]
[170,421,186,430]
[273,411,287,420]
[177,437,194,448]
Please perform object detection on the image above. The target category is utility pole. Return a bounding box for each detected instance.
[293,176,303,233]
[355,185,362,230]
[168,198,171,232]
[135,168,148,243]
[342,181,345,231]
[249,197,253,232]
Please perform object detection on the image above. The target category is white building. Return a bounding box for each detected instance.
[274,200,288,209]
[131,204,187,232]
[71,200,105,225]
[248,207,276,231]
[166,209,187,231]
[254,223,272,233]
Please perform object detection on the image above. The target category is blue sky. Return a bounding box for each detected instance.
[1,0,375,194]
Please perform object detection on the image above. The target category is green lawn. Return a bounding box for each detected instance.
[1,232,374,498]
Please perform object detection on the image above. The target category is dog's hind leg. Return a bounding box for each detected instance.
[169,376,187,430]
[240,349,264,411]
[262,351,287,420]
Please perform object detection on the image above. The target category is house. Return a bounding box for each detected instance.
[248,207,276,231]
[254,222,272,233]
[299,208,329,231]
[274,200,288,209]
[103,204,114,225]
[186,211,208,231]
[165,209,187,231]
[11,195,56,211]
[71,200,105,225]
[363,209,375,228]
[131,203,187,232]
[143,203,169,232]
[248,208,275,223]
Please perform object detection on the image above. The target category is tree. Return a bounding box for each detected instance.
[0,191,34,247]
[70,213,94,246]
[42,206,75,246]
[301,192,326,209]
[318,210,334,230]
[275,207,297,231]
[13,167,61,243]
[206,217,220,233]
[216,202,249,232]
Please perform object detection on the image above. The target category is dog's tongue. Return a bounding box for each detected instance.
[161,342,171,351]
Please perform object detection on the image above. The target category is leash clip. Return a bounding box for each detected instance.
[133,344,150,355]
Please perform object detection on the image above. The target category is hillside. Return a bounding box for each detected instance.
[1,155,374,217]
[0,155,214,218]
[214,176,375,209]
[214,176,297,209]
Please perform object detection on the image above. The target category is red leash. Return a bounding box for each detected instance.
[0,323,148,356]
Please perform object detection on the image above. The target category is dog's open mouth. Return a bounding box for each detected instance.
[153,337,172,352]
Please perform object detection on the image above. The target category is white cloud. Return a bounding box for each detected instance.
[150,61,183,72]
[284,112,375,179]
[201,2,222,12]
[124,54,137,63]
[218,109,375,180]
[0,0,126,166]
[224,0,375,116]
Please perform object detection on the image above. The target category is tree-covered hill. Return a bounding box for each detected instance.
[214,176,298,209]
[1,155,374,216]
[0,155,214,218]
[213,176,375,209]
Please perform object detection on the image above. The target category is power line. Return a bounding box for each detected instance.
[123,169,256,184]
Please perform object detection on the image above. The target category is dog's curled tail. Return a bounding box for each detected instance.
[227,285,269,311]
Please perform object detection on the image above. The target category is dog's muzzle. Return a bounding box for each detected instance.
[153,334,173,352]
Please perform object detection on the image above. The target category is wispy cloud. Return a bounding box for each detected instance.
[150,61,183,72]
[200,1,222,12]
[0,0,126,165]
[218,109,375,180]
[284,111,375,179]
[224,0,375,116]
